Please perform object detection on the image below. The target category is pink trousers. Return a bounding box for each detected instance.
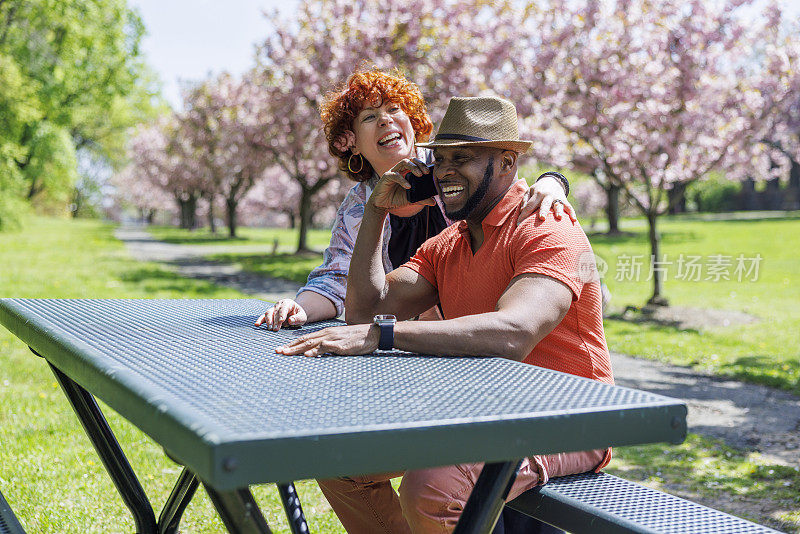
[317,449,607,534]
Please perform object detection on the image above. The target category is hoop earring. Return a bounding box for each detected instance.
[348,154,364,174]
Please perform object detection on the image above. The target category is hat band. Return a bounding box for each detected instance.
[435,133,491,142]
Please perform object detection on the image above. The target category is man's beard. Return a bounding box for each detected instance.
[444,157,493,220]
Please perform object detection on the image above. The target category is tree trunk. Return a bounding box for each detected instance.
[297,187,313,253]
[787,159,800,210]
[739,177,757,211]
[208,195,217,234]
[177,194,198,229]
[605,184,621,234]
[178,199,188,228]
[146,209,155,225]
[646,211,668,306]
[667,182,687,214]
[765,178,782,210]
[225,197,238,238]
[283,210,296,229]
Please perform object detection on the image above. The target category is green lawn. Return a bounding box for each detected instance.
[0,217,343,533]
[589,215,800,394]
[0,216,798,532]
[148,224,332,251]
[208,252,324,285]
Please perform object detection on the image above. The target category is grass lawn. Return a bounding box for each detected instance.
[0,216,797,532]
[0,217,342,533]
[589,215,800,394]
[207,252,324,285]
[148,224,332,251]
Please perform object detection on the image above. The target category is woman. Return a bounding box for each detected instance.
[256,68,574,330]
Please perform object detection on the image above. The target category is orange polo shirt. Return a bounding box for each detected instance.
[404,180,613,385]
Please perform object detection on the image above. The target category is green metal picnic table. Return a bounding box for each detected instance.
[0,298,687,533]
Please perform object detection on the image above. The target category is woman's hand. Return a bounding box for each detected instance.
[255,299,308,331]
[517,175,577,224]
[275,324,378,357]
[370,158,437,214]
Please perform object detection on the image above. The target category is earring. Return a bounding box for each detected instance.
[348,154,364,174]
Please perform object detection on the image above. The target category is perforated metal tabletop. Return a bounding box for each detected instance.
[0,298,686,491]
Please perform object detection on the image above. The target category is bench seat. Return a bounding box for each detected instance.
[506,472,780,534]
[0,489,25,534]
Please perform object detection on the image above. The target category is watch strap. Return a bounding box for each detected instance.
[378,322,394,350]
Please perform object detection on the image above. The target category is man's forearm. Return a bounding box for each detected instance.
[393,313,543,361]
[345,203,389,324]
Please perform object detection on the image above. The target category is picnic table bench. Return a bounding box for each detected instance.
[0,298,777,533]
[506,471,781,533]
[0,489,25,534]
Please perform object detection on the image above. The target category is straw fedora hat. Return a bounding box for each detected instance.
[417,96,532,152]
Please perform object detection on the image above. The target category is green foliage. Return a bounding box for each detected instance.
[0,166,28,231]
[0,53,37,228]
[688,173,741,212]
[23,121,78,205]
[0,0,161,227]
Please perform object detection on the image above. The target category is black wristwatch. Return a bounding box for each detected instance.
[373,314,397,351]
[536,171,570,197]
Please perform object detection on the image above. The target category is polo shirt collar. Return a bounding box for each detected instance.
[456,178,527,234]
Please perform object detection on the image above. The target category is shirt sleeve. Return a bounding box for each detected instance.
[298,182,392,316]
[510,217,592,300]
[402,236,439,290]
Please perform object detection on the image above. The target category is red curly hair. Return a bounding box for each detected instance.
[320,68,433,182]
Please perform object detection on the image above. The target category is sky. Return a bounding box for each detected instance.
[131,0,800,110]
[130,0,300,108]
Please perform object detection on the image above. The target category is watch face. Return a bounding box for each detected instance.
[374,314,397,325]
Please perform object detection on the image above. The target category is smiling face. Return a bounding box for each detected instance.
[351,101,417,176]
[433,146,514,222]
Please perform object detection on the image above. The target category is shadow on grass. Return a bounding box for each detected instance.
[119,266,228,294]
[605,311,700,333]
[588,229,700,246]
[158,234,249,245]
[718,356,800,394]
[208,253,323,285]
[671,211,800,223]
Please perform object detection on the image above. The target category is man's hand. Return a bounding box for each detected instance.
[255,299,308,331]
[370,158,437,214]
[275,324,379,357]
[517,176,577,224]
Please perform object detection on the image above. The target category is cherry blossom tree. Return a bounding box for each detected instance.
[112,163,173,223]
[502,0,795,305]
[254,0,509,252]
[750,11,800,209]
[123,118,205,228]
[572,179,607,232]
[179,74,273,238]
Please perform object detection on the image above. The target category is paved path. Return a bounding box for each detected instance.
[116,226,302,303]
[116,225,800,467]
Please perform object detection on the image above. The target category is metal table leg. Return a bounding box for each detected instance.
[158,467,199,534]
[204,485,273,534]
[37,350,200,534]
[47,360,158,534]
[453,460,522,534]
[277,483,309,534]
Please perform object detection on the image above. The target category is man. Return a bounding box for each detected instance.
[277,96,613,534]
